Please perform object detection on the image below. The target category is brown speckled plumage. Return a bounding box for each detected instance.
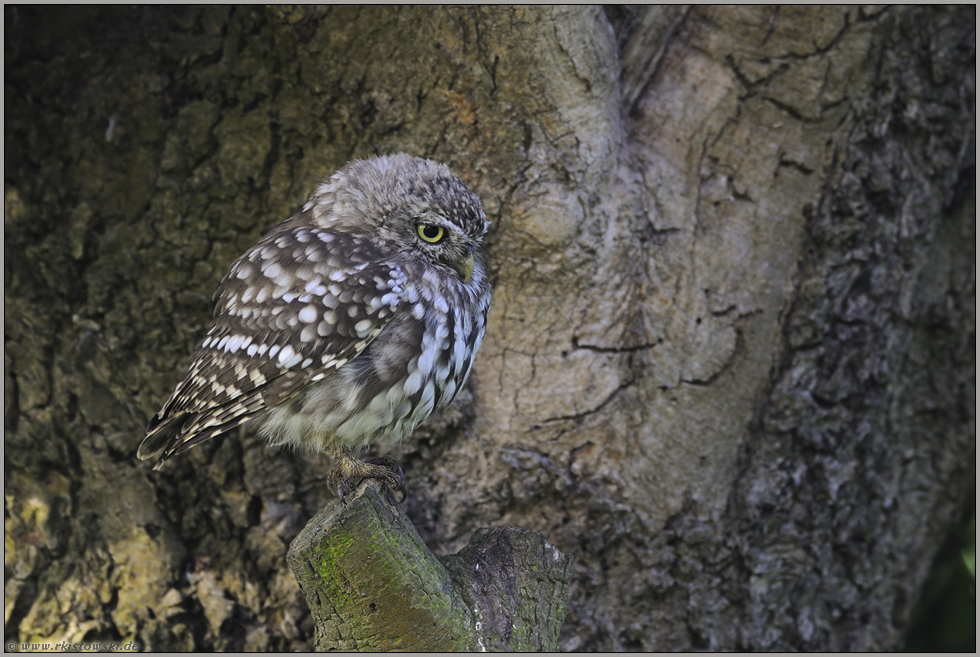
[139,154,492,499]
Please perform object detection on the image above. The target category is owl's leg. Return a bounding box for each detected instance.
[326,445,406,504]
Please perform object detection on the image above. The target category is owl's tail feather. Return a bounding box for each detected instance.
[139,371,298,468]
[138,413,184,466]
[139,404,262,470]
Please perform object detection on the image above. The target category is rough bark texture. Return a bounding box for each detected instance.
[287,480,572,652]
[4,5,974,652]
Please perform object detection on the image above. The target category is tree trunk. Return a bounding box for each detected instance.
[4,5,974,652]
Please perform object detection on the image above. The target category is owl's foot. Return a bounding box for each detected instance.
[327,453,406,504]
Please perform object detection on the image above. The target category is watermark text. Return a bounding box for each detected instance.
[6,641,141,652]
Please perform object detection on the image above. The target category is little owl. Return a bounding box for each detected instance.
[138,153,492,501]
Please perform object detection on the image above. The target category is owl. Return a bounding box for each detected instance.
[138,154,492,501]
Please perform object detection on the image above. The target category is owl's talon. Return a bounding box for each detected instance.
[327,457,407,504]
[365,457,407,503]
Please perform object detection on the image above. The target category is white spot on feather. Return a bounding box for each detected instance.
[277,345,296,366]
[264,262,282,279]
[298,306,318,323]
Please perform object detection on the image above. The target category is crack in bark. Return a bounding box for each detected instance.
[538,377,632,425]
[571,335,660,354]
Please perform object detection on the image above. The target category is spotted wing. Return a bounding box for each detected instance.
[138,218,406,466]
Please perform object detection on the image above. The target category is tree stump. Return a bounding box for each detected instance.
[287,480,573,652]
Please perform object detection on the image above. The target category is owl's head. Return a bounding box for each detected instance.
[305,153,488,283]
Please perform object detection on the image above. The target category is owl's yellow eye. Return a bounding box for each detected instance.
[417,224,446,244]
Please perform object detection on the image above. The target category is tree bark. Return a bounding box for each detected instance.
[4,5,974,652]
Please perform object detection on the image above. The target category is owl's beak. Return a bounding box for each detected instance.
[455,254,475,282]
